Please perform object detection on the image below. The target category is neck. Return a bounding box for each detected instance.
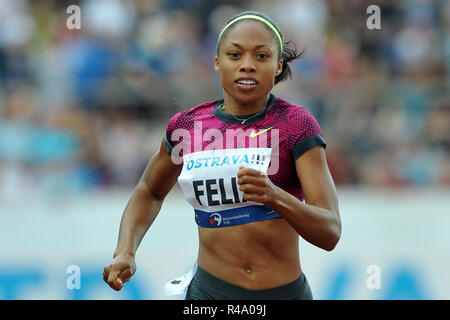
[222,93,270,115]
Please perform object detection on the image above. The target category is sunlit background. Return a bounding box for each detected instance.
[0,0,449,300]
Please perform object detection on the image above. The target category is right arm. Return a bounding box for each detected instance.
[103,138,182,290]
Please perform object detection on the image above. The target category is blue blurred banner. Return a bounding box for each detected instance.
[0,187,449,300]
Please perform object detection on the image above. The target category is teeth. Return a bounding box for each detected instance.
[238,80,256,85]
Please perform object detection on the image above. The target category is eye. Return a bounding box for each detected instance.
[227,52,241,59]
[256,53,269,60]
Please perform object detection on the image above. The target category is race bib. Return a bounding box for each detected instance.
[178,148,280,228]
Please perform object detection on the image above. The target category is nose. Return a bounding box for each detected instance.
[239,54,256,73]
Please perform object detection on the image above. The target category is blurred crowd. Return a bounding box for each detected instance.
[0,0,449,199]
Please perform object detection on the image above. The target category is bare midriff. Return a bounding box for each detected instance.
[197,218,302,290]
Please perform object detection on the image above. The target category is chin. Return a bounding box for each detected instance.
[225,89,269,105]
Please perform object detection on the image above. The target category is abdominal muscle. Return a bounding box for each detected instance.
[197,218,302,290]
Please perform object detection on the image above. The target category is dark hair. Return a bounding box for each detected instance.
[275,40,304,85]
[216,11,304,85]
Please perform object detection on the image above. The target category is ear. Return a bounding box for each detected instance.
[214,56,220,74]
[275,59,283,76]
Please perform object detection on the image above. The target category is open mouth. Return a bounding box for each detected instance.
[235,79,258,90]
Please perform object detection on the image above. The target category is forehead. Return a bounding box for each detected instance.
[222,20,276,46]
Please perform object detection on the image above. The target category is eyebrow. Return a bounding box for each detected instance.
[228,43,272,50]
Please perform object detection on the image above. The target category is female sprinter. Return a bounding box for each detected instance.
[103,11,341,300]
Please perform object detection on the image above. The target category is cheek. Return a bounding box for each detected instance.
[218,64,235,83]
[260,66,277,86]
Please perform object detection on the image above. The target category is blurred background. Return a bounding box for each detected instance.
[0,0,448,300]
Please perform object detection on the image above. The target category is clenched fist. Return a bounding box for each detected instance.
[103,254,136,291]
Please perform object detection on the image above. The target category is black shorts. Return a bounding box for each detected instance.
[185,266,313,300]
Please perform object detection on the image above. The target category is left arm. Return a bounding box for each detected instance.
[238,146,341,251]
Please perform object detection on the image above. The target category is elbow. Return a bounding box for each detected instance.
[136,181,164,203]
[322,220,342,252]
[323,233,340,251]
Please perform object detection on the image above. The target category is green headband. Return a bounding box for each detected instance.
[218,14,283,52]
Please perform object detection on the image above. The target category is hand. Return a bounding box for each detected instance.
[237,166,279,206]
[103,253,136,291]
